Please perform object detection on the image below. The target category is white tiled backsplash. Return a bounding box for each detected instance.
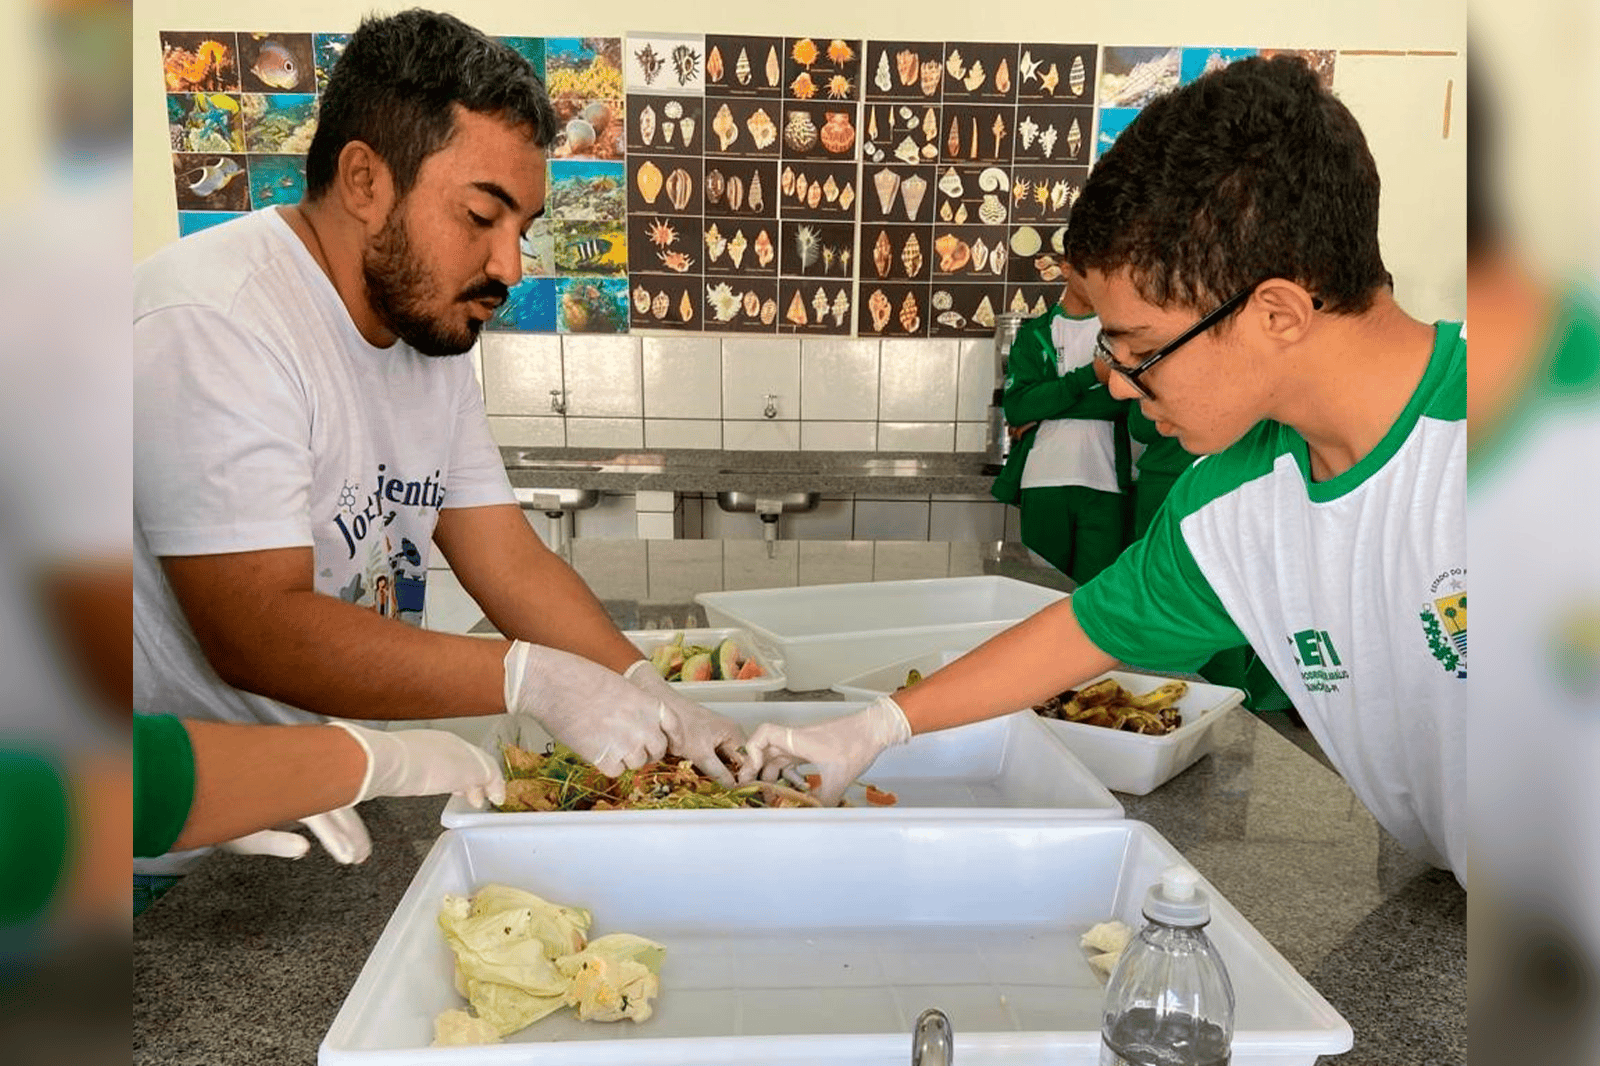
[479,332,993,452]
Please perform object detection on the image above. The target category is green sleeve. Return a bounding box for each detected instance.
[0,751,70,925]
[133,714,197,859]
[1072,470,1247,671]
[1003,318,1127,424]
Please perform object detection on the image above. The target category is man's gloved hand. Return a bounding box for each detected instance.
[503,641,669,777]
[221,807,372,864]
[326,721,505,809]
[741,695,912,807]
[623,661,748,786]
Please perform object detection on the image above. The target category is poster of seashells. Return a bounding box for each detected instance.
[627,273,702,331]
[858,224,933,285]
[861,165,935,226]
[780,105,858,161]
[777,160,858,219]
[777,277,855,335]
[625,34,705,95]
[627,156,702,215]
[937,104,1014,166]
[702,159,779,224]
[1012,105,1093,166]
[1002,223,1070,287]
[703,35,785,97]
[701,220,780,279]
[927,282,1005,337]
[936,42,1020,104]
[1179,47,1258,85]
[1098,46,1180,110]
[858,283,930,337]
[628,213,703,283]
[627,95,703,156]
[1007,166,1086,226]
[860,100,942,168]
[703,277,780,333]
[1003,284,1061,321]
[862,40,945,102]
[779,220,855,280]
[781,37,862,108]
[704,98,783,159]
[1015,44,1095,103]
[932,164,1015,229]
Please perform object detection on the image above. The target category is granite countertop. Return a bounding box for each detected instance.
[502,446,999,496]
[131,543,1465,1066]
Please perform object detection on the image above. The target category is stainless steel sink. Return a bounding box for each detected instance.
[715,490,821,514]
[514,487,601,512]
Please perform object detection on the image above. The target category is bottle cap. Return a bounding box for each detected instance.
[1142,864,1211,927]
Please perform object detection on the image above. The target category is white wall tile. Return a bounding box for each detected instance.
[565,417,644,448]
[872,542,952,581]
[645,419,722,449]
[722,540,799,591]
[722,337,801,420]
[570,540,649,600]
[853,499,930,540]
[635,490,676,512]
[562,335,642,417]
[723,420,800,451]
[1002,503,1023,542]
[486,415,566,448]
[642,336,722,419]
[929,499,1006,541]
[878,421,955,451]
[797,541,875,585]
[879,338,958,420]
[644,540,724,603]
[784,496,855,540]
[955,421,987,453]
[480,332,563,415]
[801,421,877,451]
[947,542,990,576]
[572,492,638,539]
[637,511,677,540]
[800,338,880,420]
[957,337,997,421]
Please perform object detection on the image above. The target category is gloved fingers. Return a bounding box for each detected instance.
[686,745,737,788]
[303,807,372,865]
[483,772,506,808]
[466,745,506,807]
[644,709,670,764]
[591,746,627,778]
[814,773,851,809]
[779,765,811,792]
[621,747,652,772]
[221,829,310,859]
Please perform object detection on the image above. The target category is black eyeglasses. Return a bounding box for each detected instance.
[1094,283,1319,401]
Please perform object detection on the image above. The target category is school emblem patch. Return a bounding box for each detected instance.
[1420,568,1466,679]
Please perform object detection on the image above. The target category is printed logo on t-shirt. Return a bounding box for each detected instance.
[1419,567,1467,679]
[328,462,443,627]
[1286,627,1349,694]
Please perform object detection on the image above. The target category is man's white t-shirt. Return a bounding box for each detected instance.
[133,208,515,727]
[1019,312,1121,493]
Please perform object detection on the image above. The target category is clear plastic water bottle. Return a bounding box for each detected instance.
[1100,865,1236,1066]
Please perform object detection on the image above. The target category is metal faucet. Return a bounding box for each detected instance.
[549,388,567,415]
[763,393,778,419]
[912,1008,952,1066]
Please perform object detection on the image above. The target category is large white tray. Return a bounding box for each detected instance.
[695,576,1066,690]
[320,820,1352,1065]
[623,627,787,701]
[440,702,1122,826]
[1034,671,1247,796]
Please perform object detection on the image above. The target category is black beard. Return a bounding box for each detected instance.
[362,207,505,357]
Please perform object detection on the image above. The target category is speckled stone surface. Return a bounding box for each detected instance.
[132,544,1464,1066]
[502,447,999,495]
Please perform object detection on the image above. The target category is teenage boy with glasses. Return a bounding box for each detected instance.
[742,56,1466,880]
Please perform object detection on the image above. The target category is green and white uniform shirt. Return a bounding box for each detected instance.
[1076,322,1466,874]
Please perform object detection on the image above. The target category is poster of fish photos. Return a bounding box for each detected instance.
[161,30,1332,337]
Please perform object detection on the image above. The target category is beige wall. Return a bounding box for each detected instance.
[134,0,1465,318]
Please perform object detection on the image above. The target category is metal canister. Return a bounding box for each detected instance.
[983,313,1030,472]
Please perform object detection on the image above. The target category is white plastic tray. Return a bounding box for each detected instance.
[321,819,1352,1065]
[440,702,1121,826]
[1034,670,1247,796]
[695,576,1066,690]
[623,627,786,700]
[831,647,972,701]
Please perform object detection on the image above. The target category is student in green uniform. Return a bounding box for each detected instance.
[744,56,1467,878]
[991,267,1132,585]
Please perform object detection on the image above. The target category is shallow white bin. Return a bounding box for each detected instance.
[320,819,1351,1065]
[1034,671,1247,796]
[623,627,786,700]
[831,647,971,701]
[441,702,1121,826]
[695,576,1066,690]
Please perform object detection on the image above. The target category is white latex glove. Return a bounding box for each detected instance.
[503,641,669,777]
[741,696,912,807]
[326,721,506,808]
[624,660,748,786]
[221,807,372,864]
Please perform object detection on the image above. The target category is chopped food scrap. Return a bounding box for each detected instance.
[864,784,899,806]
[646,633,765,682]
[498,743,821,811]
[1034,678,1187,735]
[1082,918,1134,978]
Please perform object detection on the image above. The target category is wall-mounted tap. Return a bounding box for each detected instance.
[763,393,778,419]
[549,388,567,415]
